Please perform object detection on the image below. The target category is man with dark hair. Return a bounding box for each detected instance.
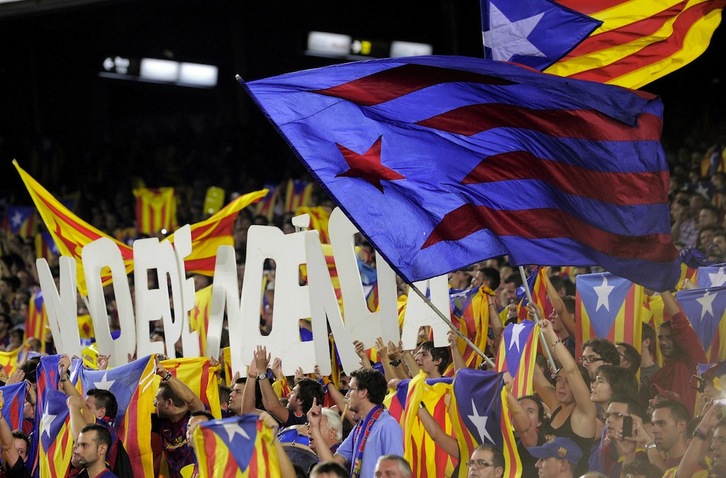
[651,291,707,415]
[465,444,504,478]
[74,424,117,478]
[616,342,641,375]
[595,396,647,477]
[152,356,206,478]
[580,338,620,379]
[248,346,323,427]
[308,368,403,478]
[638,322,659,410]
[0,390,30,477]
[647,399,691,472]
[183,409,215,478]
[309,461,349,478]
[414,341,450,378]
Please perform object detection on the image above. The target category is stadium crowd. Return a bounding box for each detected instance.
[0,114,726,478]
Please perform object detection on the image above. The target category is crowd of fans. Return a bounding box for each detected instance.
[0,115,726,478]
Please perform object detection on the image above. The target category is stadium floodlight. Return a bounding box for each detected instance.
[179,62,218,87]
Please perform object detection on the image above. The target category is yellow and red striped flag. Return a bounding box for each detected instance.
[189,285,212,356]
[0,348,21,378]
[544,0,726,89]
[575,272,644,355]
[254,183,281,223]
[495,320,540,398]
[402,372,457,478]
[447,287,492,373]
[193,414,281,478]
[283,178,314,213]
[295,206,331,243]
[160,356,222,418]
[133,187,178,235]
[26,289,48,352]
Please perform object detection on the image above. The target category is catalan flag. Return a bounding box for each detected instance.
[696,264,726,288]
[0,347,22,378]
[495,319,540,398]
[160,357,222,418]
[283,178,314,214]
[189,285,212,356]
[192,414,281,478]
[401,373,457,478]
[481,0,726,89]
[133,187,178,235]
[676,286,726,362]
[448,287,492,371]
[77,355,157,478]
[516,266,550,321]
[221,347,233,387]
[295,206,331,243]
[33,354,78,478]
[449,368,520,478]
[254,183,281,223]
[575,272,644,355]
[384,379,410,425]
[26,289,48,352]
[35,231,60,262]
[0,382,27,431]
[242,55,680,292]
[3,205,37,238]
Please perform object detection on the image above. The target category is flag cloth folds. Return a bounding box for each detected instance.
[35,231,60,262]
[0,347,22,378]
[3,205,37,238]
[575,272,644,354]
[242,55,680,292]
[450,368,520,478]
[0,382,27,431]
[133,187,178,235]
[448,287,492,371]
[78,355,157,478]
[401,373,457,477]
[189,285,213,356]
[14,160,266,295]
[160,357,222,418]
[25,289,49,350]
[193,414,281,478]
[696,264,726,288]
[481,0,726,89]
[283,178,314,213]
[675,286,726,362]
[495,319,540,398]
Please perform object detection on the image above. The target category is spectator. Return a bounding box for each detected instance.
[464,444,504,478]
[307,368,403,478]
[527,437,582,478]
[638,323,660,410]
[183,409,214,478]
[648,399,692,473]
[0,390,30,478]
[73,424,118,478]
[580,338,620,380]
[374,454,412,478]
[309,461,349,478]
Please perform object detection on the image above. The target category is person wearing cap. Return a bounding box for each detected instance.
[693,361,726,415]
[527,437,583,478]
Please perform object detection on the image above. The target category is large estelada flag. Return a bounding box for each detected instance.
[192,414,281,478]
[160,357,222,418]
[78,355,157,478]
[450,368,520,478]
[14,159,265,296]
[242,55,680,292]
[480,0,726,89]
[575,272,644,355]
[676,286,726,361]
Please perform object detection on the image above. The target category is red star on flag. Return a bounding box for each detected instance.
[335,136,405,192]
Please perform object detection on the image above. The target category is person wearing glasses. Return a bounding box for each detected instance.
[597,396,648,478]
[527,437,582,478]
[464,444,504,478]
[580,338,620,380]
[307,368,403,478]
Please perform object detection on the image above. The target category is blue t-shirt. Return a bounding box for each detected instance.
[335,409,403,477]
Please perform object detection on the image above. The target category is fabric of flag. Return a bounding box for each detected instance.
[78,355,156,478]
[295,206,331,243]
[242,55,680,292]
[77,313,95,340]
[676,287,726,362]
[190,285,212,356]
[642,293,666,367]
[15,161,267,295]
[169,189,268,275]
[25,289,48,352]
[696,264,726,288]
[0,347,22,378]
[515,266,551,321]
[33,354,78,478]
[384,379,410,425]
[3,205,37,238]
[283,178,314,213]
[495,319,540,398]
[192,414,281,478]
[449,368,520,478]
[133,187,178,235]
[0,382,27,431]
[254,183,281,222]
[448,287,492,371]
[160,357,222,418]
[222,347,233,387]
[678,262,699,290]
[401,373,457,478]
[35,231,60,261]
[481,0,726,89]
[702,142,726,177]
[575,272,644,355]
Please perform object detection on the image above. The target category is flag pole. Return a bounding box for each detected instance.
[408,282,496,368]
[518,266,558,373]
